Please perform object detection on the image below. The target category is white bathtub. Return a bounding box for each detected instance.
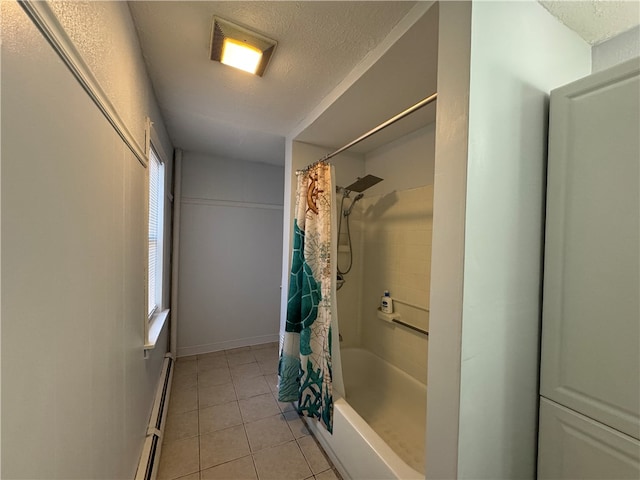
[304,347,426,479]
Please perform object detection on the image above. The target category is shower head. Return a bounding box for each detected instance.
[344,175,383,193]
[344,193,364,216]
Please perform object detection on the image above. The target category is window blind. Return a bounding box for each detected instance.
[148,149,161,316]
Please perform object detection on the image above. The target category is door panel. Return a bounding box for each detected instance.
[540,59,640,440]
[538,398,640,480]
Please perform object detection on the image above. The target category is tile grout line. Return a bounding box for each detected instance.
[240,404,260,479]
[196,359,201,478]
[229,348,262,480]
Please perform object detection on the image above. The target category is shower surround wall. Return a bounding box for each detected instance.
[336,123,435,383]
[359,186,432,384]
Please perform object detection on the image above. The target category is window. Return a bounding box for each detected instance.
[148,146,165,318]
[144,119,171,351]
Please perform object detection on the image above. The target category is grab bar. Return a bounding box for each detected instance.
[393,298,429,312]
[392,318,428,336]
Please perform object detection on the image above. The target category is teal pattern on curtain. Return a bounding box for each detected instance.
[278,162,334,433]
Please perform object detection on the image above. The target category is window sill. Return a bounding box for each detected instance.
[145,309,170,351]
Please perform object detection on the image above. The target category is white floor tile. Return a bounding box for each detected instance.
[198,367,231,388]
[239,393,281,423]
[245,414,294,452]
[231,362,263,380]
[200,401,242,434]
[233,376,272,400]
[157,436,199,480]
[200,455,257,480]
[226,349,256,366]
[252,441,312,480]
[283,410,310,439]
[169,385,198,415]
[200,425,250,470]
[162,345,340,480]
[297,435,330,474]
[315,469,339,480]
[199,382,236,409]
[165,410,199,442]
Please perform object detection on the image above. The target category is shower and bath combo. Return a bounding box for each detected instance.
[291,93,437,476]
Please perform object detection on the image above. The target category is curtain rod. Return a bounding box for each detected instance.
[298,91,437,174]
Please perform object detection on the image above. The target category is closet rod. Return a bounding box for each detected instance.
[299,91,437,173]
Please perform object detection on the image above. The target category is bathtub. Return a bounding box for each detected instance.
[304,347,426,479]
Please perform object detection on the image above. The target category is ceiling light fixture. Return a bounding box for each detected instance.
[210,16,277,77]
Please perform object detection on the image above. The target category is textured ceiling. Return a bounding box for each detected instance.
[130,1,640,167]
[538,0,640,45]
[128,1,418,165]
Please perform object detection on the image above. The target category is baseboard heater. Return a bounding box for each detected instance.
[135,353,174,480]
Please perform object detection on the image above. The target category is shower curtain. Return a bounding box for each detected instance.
[278,162,335,433]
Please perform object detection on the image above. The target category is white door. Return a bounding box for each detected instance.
[539,58,640,477]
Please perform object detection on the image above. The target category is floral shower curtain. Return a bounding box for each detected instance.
[278,162,334,433]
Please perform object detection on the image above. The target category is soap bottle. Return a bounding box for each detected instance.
[381,290,394,314]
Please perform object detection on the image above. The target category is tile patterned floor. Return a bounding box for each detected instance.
[158,343,342,480]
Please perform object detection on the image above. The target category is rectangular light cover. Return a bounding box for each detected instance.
[221,38,263,75]
[210,16,277,77]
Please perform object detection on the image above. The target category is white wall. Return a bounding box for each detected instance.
[364,123,436,195]
[426,2,591,478]
[425,2,472,476]
[458,1,590,478]
[592,25,640,73]
[177,153,284,356]
[1,1,172,478]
